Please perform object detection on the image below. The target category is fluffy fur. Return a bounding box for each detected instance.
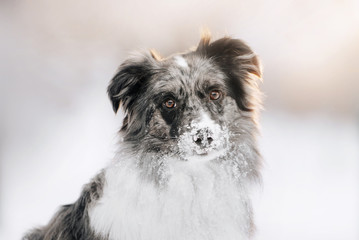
[23,33,262,240]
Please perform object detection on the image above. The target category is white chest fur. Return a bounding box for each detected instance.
[89,158,252,240]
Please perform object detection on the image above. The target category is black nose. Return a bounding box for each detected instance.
[193,129,214,146]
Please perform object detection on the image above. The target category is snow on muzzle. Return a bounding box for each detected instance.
[177,111,229,160]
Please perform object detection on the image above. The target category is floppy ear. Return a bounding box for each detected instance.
[107,52,157,113]
[196,35,262,112]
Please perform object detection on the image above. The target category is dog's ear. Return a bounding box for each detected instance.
[196,34,262,111]
[108,52,159,113]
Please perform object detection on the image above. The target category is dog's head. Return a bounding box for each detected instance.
[108,34,262,178]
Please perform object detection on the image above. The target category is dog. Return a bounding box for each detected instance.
[23,33,262,240]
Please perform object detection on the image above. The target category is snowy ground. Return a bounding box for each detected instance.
[0,82,358,239]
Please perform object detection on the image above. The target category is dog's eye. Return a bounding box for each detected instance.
[164,99,176,108]
[209,90,221,100]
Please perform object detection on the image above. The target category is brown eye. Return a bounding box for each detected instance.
[164,99,176,108]
[209,90,221,100]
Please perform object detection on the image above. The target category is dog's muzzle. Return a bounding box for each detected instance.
[192,128,214,148]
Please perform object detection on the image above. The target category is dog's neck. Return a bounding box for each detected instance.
[89,151,254,240]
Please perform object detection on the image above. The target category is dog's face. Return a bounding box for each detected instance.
[108,36,262,178]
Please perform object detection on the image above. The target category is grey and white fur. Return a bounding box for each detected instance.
[23,33,263,240]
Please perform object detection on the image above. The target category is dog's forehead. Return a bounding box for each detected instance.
[152,54,226,93]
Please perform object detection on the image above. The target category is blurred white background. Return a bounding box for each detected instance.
[1,0,358,239]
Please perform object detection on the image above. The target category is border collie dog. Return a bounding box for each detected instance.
[24,33,262,240]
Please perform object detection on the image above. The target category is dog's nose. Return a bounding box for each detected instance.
[193,128,214,147]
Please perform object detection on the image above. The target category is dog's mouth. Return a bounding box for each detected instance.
[195,149,210,155]
[181,147,226,162]
[193,143,217,155]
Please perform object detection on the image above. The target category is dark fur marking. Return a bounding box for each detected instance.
[196,37,261,111]
[107,55,160,141]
